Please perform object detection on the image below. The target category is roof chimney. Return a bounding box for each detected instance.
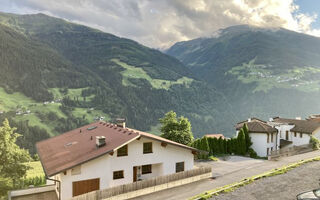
[116,118,126,129]
[96,136,106,148]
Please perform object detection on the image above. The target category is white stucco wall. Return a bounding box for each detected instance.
[275,124,295,141]
[276,124,311,147]
[313,128,320,140]
[58,137,194,200]
[250,132,277,157]
[291,132,310,146]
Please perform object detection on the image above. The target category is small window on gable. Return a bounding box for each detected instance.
[176,162,184,173]
[142,164,152,174]
[117,145,128,157]
[71,165,81,175]
[113,170,124,180]
[143,142,153,154]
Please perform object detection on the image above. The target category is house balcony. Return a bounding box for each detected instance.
[280,139,293,149]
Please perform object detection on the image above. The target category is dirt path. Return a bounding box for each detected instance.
[212,160,320,200]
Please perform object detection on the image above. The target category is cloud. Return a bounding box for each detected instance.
[0,0,319,49]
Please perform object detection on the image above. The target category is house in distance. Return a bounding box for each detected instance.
[236,117,320,157]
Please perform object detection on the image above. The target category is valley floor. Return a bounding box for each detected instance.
[129,150,320,200]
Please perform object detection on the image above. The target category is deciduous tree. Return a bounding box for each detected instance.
[0,119,31,188]
[160,111,194,145]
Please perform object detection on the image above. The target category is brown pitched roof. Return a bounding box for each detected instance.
[204,134,225,139]
[236,120,277,134]
[36,121,196,177]
[273,118,320,134]
[236,118,267,125]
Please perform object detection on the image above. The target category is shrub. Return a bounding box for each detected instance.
[191,137,211,159]
[209,156,219,161]
[22,175,46,187]
[310,136,320,150]
[248,148,258,158]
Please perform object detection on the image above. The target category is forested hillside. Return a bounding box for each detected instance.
[0,12,236,154]
[167,25,320,124]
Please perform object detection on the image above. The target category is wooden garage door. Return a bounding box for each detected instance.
[72,178,100,197]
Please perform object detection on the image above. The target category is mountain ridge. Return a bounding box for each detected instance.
[0,11,236,153]
[167,25,320,123]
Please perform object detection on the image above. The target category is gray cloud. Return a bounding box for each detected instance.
[0,0,319,49]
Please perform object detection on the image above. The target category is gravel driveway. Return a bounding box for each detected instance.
[211,161,320,200]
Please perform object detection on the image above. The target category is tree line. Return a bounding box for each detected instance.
[191,123,257,159]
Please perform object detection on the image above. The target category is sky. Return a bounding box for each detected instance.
[0,0,320,49]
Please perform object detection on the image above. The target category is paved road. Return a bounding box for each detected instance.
[129,150,320,200]
[212,160,320,200]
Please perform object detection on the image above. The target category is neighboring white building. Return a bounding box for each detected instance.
[236,118,278,157]
[36,121,196,200]
[236,117,320,157]
[271,117,320,148]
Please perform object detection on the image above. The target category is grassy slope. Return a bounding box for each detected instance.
[227,58,320,93]
[0,87,109,136]
[25,161,44,178]
[0,88,35,112]
[112,59,193,90]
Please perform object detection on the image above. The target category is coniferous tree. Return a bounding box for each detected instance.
[237,129,246,155]
[212,137,219,154]
[200,136,210,159]
[243,123,252,152]
[218,137,224,154]
[207,137,214,155]
[223,139,227,154]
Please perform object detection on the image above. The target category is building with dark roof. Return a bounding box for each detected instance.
[36,121,197,200]
[236,118,278,157]
[235,117,320,157]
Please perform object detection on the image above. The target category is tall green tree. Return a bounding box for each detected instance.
[237,129,246,155]
[0,119,31,189]
[160,111,194,145]
[243,123,252,152]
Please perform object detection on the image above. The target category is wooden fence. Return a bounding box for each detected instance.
[71,167,212,200]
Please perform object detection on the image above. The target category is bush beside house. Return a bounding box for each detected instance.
[310,136,320,150]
